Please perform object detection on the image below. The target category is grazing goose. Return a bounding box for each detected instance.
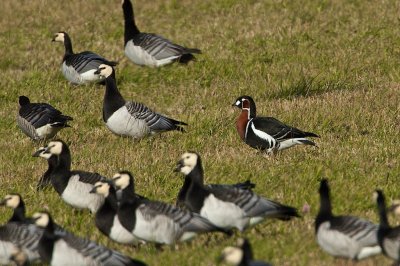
[17,96,72,141]
[233,95,319,155]
[33,147,57,191]
[315,179,381,260]
[375,190,400,262]
[219,238,272,266]
[94,64,187,138]
[175,152,299,231]
[90,180,142,245]
[112,171,229,245]
[122,0,201,67]
[32,211,147,266]
[52,31,117,85]
[37,140,105,213]
[0,194,26,223]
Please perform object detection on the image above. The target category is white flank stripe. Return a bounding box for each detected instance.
[278,138,309,150]
[250,123,275,147]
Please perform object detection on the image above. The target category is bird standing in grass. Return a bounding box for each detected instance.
[232,95,319,155]
[315,179,381,260]
[52,31,117,85]
[175,151,299,231]
[95,64,187,139]
[121,0,201,67]
[17,96,72,141]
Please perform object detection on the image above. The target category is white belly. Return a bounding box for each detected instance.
[125,41,178,67]
[200,194,248,231]
[51,240,95,266]
[132,208,181,244]
[36,124,60,139]
[109,216,140,245]
[61,63,103,84]
[106,107,150,139]
[61,175,104,213]
[0,242,16,265]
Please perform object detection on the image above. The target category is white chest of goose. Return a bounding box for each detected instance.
[175,152,299,231]
[95,64,187,139]
[52,32,117,85]
[90,181,141,245]
[36,140,105,213]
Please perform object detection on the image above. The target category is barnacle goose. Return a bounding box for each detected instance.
[112,171,230,245]
[0,195,43,264]
[233,95,319,155]
[52,31,117,85]
[33,147,57,191]
[175,152,299,231]
[37,140,105,213]
[219,238,272,266]
[122,0,201,67]
[32,211,147,266]
[17,96,72,141]
[94,64,187,139]
[90,180,142,245]
[375,190,400,263]
[0,194,27,223]
[315,179,381,260]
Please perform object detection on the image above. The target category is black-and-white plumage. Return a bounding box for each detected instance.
[233,95,319,155]
[36,140,105,213]
[52,31,117,85]
[175,152,299,231]
[0,194,43,264]
[112,171,229,245]
[32,147,57,191]
[122,0,200,67]
[32,211,146,266]
[315,179,381,260]
[375,190,400,262]
[219,238,272,266]
[94,64,187,139]
[90,180,142,245]
[17,96,72,141]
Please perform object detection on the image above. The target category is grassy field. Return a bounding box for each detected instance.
[0,0,399,265]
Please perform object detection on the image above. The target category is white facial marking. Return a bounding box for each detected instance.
[4,195,20,209]
[179,152,198,175]
[98,64,113,78]
[37,147,52,159]
[53,32,65,42]
[33,212,50,228]
[221,246,243,265]
[113,173,130,190]
[47,141,63,155]
[235,100,241,106]
[373,191,379,202]
[94,182,110,197]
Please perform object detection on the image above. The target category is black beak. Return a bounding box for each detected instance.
[174,160,184,172]
[32,148,46,157]
[0,200,5,206]
[89,186,100,194]
[216,254,225,263]
[94,69,101,75]
[389,204,399,212]
[232,103,236,106]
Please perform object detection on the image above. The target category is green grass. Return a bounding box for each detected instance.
[1,0,400,265]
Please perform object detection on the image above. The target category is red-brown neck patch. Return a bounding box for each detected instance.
[242,99,250,109]
[236,109,249,140]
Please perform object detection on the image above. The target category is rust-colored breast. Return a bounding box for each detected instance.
[236,110,249,141]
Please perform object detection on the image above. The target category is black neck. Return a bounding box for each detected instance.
[9,200,26,223]
[377,195,390,229]
[63,33,74,55]
[39,221,56,263]
[119,183,137,203]
[106,187,119,210]
[103,75,125,122]
[51,149,72,195]
[122,0,140,45]
[315,185,332,231]
[187,162,205,186]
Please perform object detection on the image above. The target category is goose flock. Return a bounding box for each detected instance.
[3,0,396,265]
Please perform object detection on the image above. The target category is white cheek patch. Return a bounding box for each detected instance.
[235,100,241,106]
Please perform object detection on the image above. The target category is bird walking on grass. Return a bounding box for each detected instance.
[232,95,319,155]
